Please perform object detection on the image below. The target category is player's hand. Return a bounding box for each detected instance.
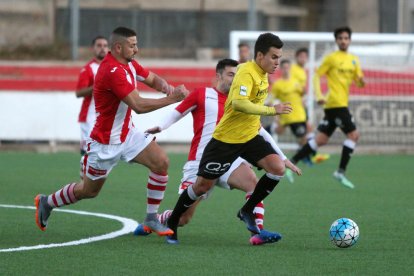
[274,102,292,115]
[284,159,302,176]
[170,84,189,102]
[145,126,162,134]
[160,81,175,96]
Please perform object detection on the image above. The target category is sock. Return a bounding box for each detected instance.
[291,139,317,164]
[47,183,78,208]
[158,210,172,225]
[167,186,198,232]
[242,173,281,213]
[339,139,356,173]
[245,193,264,230]
[146,172,168,216]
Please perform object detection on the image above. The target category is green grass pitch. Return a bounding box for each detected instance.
[0,151,413,275]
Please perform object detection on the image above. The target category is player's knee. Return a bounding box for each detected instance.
[194,179,214,195]
[268,161,285,176]
[153,155,169,174]
[348,131,359,142]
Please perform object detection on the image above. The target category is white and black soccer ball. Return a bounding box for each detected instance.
[329,218,359,248]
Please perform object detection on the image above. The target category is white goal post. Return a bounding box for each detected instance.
[230,31,414,151]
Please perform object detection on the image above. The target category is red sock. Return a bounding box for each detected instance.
[147,172,168,214]
[246,193,265,230]
[47,183,78,208]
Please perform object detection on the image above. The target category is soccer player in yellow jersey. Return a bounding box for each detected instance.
[290,48,308,90]
[289,26,365,189]
[166,33,302,244]
[272,60,308,145]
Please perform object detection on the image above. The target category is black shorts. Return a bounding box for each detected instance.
[288,122,307,138]
[317,107,356,137]
[197,135,276,179]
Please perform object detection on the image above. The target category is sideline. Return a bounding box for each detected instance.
[0,204,138,253]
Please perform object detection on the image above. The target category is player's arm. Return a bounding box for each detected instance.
[313,56,331,105]
[146,90,199,134]
[231,74,291,116]
[353,57,365,88]
[233,99,292,116]
[76,86,93,98]
[142,71,175,95]
[123,85,188,114]
[75,67,93,98]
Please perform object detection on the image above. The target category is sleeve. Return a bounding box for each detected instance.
[76,66,93,90]
[132,60,150,81]
[232,99,276,116]
[158,109,185,130]
[258,127,287,160]
[108,67,136,100]
[175,89,199,114]
[271,82,279,99]
[314,55,331,101]
[353,56,364,87]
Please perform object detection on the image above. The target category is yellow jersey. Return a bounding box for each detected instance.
[271,77,306,125]
[290,63,307,90]
[314,50,363,108]
[213,61,269,143]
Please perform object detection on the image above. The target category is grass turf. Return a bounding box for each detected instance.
[0,152,413,275]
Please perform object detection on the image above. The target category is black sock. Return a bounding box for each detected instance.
[291,143,316,164]
[339,145,354,172]
[242,174,279,213]
[167,189,195,231]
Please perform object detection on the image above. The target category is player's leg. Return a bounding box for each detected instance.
[130,137,173,236]
[223,161,282,245]
[35,141,113,231]
[167,138,240,242]
[236,136,284,234]
[290,111,335,165]
[333,108,359,188]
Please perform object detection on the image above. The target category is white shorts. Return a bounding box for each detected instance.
[80,121,94,153]
[179,157,248,199]
[82,128,154,180]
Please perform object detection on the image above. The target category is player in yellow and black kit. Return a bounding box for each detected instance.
[166,33,302,244]
[289,26,365,189]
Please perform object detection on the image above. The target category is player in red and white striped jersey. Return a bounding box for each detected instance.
[35,27,189,237]
[75,36,108,156]
[134,59,299,245]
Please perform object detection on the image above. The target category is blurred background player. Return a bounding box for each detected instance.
[76,36,108,156]
[291,47,330,165]
[288,26,365,188]
[270,60,328,182]
[34,26,188,236]
[134,58,299,245]
[166,33,302,244]
[75,36,108,179]
[238,42,251,63]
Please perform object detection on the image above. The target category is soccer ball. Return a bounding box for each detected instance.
[329,218,359,248]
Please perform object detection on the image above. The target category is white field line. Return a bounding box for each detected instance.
[0,204,139,253]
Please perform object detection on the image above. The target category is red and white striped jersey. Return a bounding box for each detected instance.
[175,87,226,161]
[90,52,149,144]
[76,58,100,123]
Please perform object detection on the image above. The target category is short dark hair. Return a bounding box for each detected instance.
[112,26,136,38]
[216,58,239,73]
[334,26,352,39]
[295,47,308,57]
[91,36,107,46]
[280,59,291,66]
[254,33,284,58]
[238,42,250,49]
